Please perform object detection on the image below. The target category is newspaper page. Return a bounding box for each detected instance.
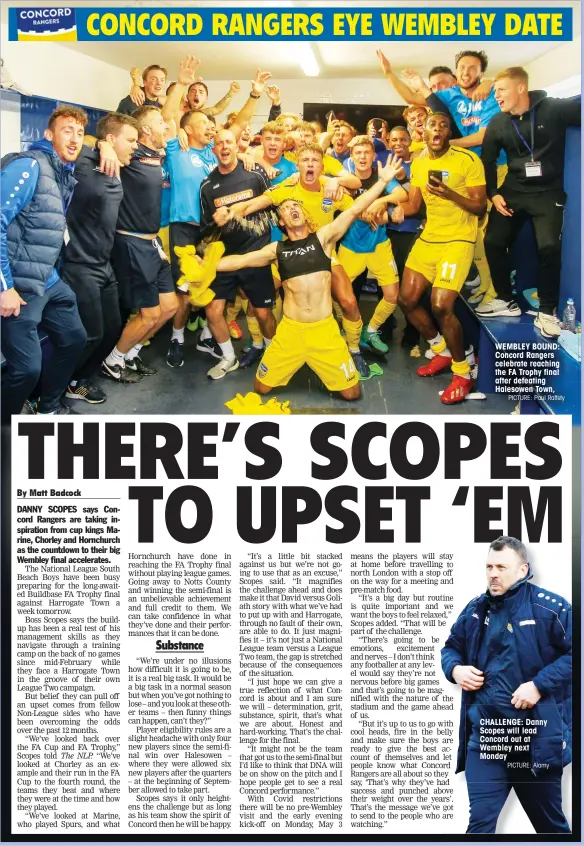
[0,0,581,843]
[5,414,576,839]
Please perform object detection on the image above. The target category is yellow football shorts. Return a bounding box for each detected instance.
[256,314,360,391]
[337,240,399,287]
[158,225,170,260]
[405,239,475,292]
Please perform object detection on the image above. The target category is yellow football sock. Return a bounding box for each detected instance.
[451,359,471,377]
[226,295,243,323]
[369,299,397,331]
[430,336,447,354]
[342,317,363,353]
[246,315,264,347]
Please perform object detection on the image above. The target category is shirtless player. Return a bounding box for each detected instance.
[208,154,403,400]
[223,143,369,376]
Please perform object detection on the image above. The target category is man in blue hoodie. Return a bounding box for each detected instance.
[442,536,571,833]
[1,105,88,422]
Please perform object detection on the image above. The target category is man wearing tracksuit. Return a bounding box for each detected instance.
[442,536,571,833]
[63,112,139,404]
[1,105,88,421]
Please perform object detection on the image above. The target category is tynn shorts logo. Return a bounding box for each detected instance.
[17,7,76,40]
[258,363,268,376]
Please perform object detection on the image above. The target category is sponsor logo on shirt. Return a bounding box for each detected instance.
[456,100,483,116]
[321,198,333,212]
[461,116,481,127]
[214,190,254,207]
[138,156,162,167]
[191,153,214,171]
[281,244,315,258]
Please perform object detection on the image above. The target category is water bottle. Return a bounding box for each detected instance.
[562,298,577,332]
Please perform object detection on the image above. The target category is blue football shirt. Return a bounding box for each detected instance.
[435,86,506,163]
[166,137,217,224]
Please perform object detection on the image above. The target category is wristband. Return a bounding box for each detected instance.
[249,92,261,99]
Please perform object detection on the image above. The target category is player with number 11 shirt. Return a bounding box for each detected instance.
[394,112,487,404]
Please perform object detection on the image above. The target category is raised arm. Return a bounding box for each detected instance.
[162,55,201,135]
[320,155,403,247]
[317,116,339,152]
[128,67,145,108]
[265,85,282,122]
[377,51,427,106]
[216,241,278,272]
[229,69,272,138]
[399,68,433,101]
[203,82,240,117]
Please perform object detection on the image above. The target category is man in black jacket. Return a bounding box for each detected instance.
[63,113,138,404]
[477,67,580,334]
[1,105,88,421]
[442,536,571,833]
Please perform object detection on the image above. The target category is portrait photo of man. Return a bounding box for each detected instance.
[441,536,571,834]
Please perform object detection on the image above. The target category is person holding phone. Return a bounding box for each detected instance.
[366,118,391,165]
[392,112,487,404]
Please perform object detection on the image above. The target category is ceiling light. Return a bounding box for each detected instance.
[299,44,319,77]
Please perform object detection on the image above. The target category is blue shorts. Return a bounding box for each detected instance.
[112,233,174,310]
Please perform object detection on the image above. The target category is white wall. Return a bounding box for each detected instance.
[0,90,21,154]
[523,36,581,90]
[0,42,129,111]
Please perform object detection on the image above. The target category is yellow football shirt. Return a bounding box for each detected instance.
[411,145,486,243]
[266,177,353,229]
